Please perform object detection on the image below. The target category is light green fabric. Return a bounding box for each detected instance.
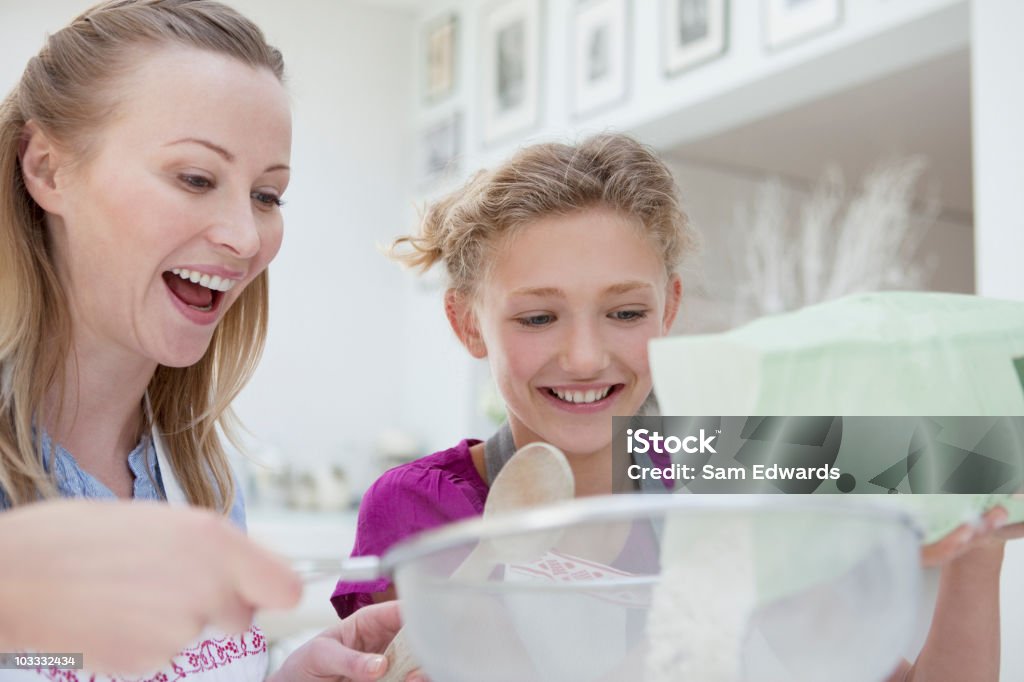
[650,292,1024,542]
[875,494,1024,543]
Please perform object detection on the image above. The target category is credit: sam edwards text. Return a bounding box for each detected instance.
[627,462,843,482]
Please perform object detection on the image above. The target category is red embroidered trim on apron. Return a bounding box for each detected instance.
[36,625,266,682]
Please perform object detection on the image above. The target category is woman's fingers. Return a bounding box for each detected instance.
[0,500,303,675]
[921,523,975,567]
[994,521,1024,541]
[220,522,303,611]
[920,506,1015,567]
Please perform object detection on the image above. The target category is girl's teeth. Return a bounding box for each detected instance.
[551,387,612,404]
[170,268,237,292]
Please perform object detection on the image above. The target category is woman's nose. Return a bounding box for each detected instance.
[207,194,261,259]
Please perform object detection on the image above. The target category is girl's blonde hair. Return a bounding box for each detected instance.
[392,133,696,296]
[0,0,284,510]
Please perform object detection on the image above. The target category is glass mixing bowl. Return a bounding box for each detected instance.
[342,494,922,682]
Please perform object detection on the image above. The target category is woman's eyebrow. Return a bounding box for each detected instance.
[165,137,234,162]
[163,137,290,174]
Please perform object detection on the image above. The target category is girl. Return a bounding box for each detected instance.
[0,1,413,680]
[333,134,688,612]
[333,133,1010,681]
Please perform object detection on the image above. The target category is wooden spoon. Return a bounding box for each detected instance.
[380,441,574,681]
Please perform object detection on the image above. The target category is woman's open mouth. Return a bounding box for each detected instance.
[162,268,237,318]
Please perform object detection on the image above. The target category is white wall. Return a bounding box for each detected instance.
[411,0,969,175]
[0,2,80,63]
[971,0,1024,300]
[0,0,417,492]
[664,158,975,333]
[227,1,415,492]
[970,4,1024,679]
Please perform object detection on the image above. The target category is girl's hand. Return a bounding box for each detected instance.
[269,601,429,682]
[920,506,1019,567]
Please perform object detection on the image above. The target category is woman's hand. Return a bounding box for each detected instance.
[902,504,1021,682]
[920,505,1020,567]
[0,499,301,674]
[268,602,428,682]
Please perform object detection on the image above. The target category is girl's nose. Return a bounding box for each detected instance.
[559,321,611,377]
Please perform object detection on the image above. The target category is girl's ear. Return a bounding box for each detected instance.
[662,274,683,334]
[445,289,487,359]
[19,120,64,214]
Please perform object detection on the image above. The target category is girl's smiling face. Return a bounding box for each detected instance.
[465,207,681,459]
[32,47,291,369]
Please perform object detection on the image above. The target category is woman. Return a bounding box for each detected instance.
[0,1,415,680]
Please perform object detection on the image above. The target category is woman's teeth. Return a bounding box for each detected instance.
[170,268,237,292]
[550,386,613,404]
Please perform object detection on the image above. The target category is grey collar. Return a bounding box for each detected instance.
[483,422,517,484]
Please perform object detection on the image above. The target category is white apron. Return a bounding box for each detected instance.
[5,432,270,682]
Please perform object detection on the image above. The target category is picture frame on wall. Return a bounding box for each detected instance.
[424,13,458,104]
[572,0,629,118]
[480,0,542,145]
[763,0,841,50]
[419,112,462,186]
[663,0,728,76]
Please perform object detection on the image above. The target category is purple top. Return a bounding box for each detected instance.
[331,439,486,618]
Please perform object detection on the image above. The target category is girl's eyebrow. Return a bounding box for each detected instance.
[511,286,563,298]
[605,281,654,295]
[510,281,654,298]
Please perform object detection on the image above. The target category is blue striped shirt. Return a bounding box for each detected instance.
[0,431,246,530]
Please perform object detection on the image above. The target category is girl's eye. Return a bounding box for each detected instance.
[516,314,555,328]
[611,309,648,322]
[251,190,284,208]
[180,174,213,191]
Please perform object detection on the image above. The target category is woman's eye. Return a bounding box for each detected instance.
[179,174,213,191]
[611,309,648,322]
[516,314,554,328]
[251,191,284,208]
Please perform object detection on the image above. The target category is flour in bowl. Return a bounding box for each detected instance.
[645,517,755,682]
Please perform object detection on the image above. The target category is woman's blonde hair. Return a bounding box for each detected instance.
[0,0,284,510]
[391,133,696,297]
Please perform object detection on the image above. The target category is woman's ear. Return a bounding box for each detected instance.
[19,120,64,214]
[445,289,487,359]
[661,274,683,335]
